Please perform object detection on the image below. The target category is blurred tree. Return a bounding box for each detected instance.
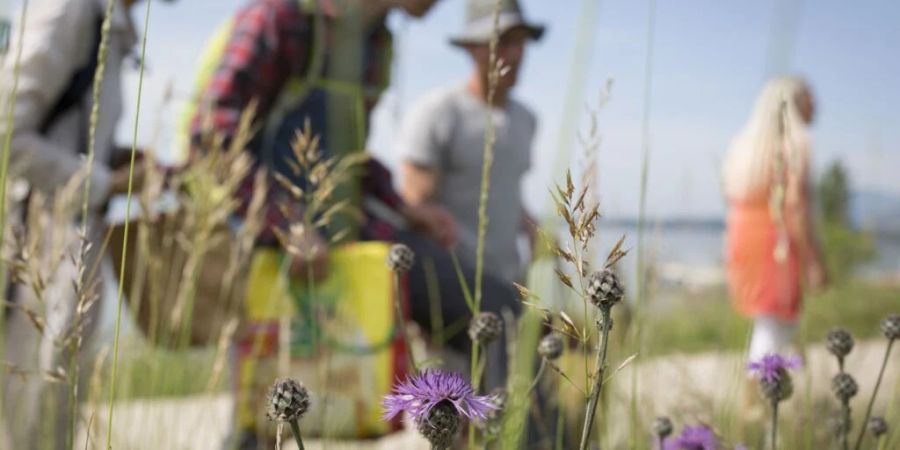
[816,160,875,281]
[819,162,850,225]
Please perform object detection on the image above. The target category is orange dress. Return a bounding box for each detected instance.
[725,200,802,322]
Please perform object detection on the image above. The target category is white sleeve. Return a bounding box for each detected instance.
[0,0,111,209]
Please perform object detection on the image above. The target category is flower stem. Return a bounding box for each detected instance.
[578,307,612,450]
[841,399,851,450]
[770,400,779,450]
[289,420,305,450]
[393,272,418,375]
[852,338,894,450]
[528,358,548,394]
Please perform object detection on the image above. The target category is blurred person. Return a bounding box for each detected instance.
[722,76,828,364]
[397,0,544,284]
[0,0,176,448]
[186,1,524,448]
[397,2,557,446]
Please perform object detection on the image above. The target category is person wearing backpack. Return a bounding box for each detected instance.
[0,1,175,448]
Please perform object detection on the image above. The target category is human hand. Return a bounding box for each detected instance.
[403,203,458,248]
[806,260,829,291]
[288,231,330,282]
[108,163,146,195]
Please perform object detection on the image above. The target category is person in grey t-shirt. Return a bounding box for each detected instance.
[397,0,544,283]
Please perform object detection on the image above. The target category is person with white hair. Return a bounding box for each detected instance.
[722,76,828,363]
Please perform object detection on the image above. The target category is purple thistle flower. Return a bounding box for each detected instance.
[747,353,802,383]
[382,370,498,423]
[663,425,720,450]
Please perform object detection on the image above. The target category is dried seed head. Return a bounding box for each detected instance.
[831,373,858,402]
[267,378,310,422]
[652,416,673,439]
[387,243,415,274]
[415,401,461,450]
[867,417,888,438]
[830,412,852,438]
[468,312,503,345]
[538,333,564,361]
[881,314,900,341]
[759,367,794,403]
[826,328,854,359]
[586,268,624,309]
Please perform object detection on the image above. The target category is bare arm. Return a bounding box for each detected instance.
[399,161,439,205]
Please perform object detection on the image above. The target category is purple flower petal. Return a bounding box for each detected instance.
[382,370,498,423]
[747,353,802,382]
[663,425,720,450]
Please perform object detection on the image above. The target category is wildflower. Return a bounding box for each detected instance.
[747,353,802,383]
[468,311,503,345]
[652,417,673,439]
[586,268,624,309]
[382,370,497,423]
[387,243,415,274]
[747,353,800,403]
[416,401,460,450]
[652,416,673,440]
[538,333,564,360]
[266,378,310,422]
[867,417,888,438]
[881,313,900,341]
[825,328,854,359]
[663,425,719,450]
[831,372,859,402]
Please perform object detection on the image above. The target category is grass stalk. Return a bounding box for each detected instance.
[468,0,501,447]
[0,0,30,426]
[106,0,153,446]
[631,0,657,444]
[852,338,894,450]
[578,307,612,450]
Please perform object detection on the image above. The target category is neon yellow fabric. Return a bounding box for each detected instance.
[237,241,400,438]
[174,17,236,162]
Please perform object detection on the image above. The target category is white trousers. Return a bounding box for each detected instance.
[748,315,797,362]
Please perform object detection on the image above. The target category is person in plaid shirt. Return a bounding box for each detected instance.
[189,1,522,448]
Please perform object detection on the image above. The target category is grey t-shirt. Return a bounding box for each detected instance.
[398,84,535,282]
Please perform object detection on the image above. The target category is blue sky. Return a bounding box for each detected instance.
[37,0,899,219]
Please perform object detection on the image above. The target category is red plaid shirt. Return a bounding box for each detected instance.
[190,0,402,244]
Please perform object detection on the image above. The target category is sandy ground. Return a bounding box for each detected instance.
[71,339,898,450]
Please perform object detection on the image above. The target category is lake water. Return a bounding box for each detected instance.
[586,222,900,292]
